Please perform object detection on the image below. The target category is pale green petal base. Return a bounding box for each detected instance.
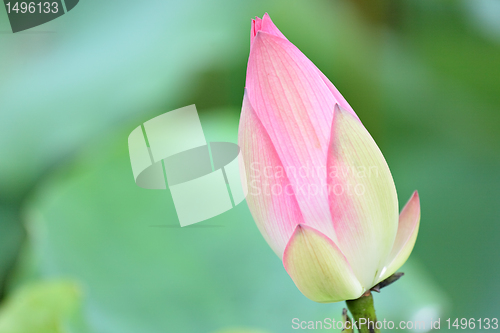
[283,224,364,303]
[327,105,399,288]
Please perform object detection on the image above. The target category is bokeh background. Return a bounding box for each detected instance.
[0,0,499,332]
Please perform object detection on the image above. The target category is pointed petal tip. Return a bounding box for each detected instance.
[411,190,420,202]
[287,223,333,243]
[333,102,359,121]
[334,103,341,113]
[403,190,420,217]
[409,191,420,214]
[295,223,306,230]
[250,13,287,47]
[283,223,308,255]
[249,29,275,46]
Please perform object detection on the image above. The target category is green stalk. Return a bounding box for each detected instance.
[346,291,380,333]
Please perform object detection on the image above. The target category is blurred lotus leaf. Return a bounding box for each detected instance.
[0,280,81,333]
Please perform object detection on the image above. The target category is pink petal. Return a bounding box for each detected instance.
[250,13,287,47]
[327,105,399,289]
[239,92,305,257]
[378,191,421,282]
[283,224,364,303]
[246,31,337,240]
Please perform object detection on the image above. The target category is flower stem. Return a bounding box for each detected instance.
[346,291,380,333]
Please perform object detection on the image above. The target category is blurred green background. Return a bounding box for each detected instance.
[0,0,499,332]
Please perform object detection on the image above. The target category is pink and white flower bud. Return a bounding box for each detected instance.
[239,13,420,303]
